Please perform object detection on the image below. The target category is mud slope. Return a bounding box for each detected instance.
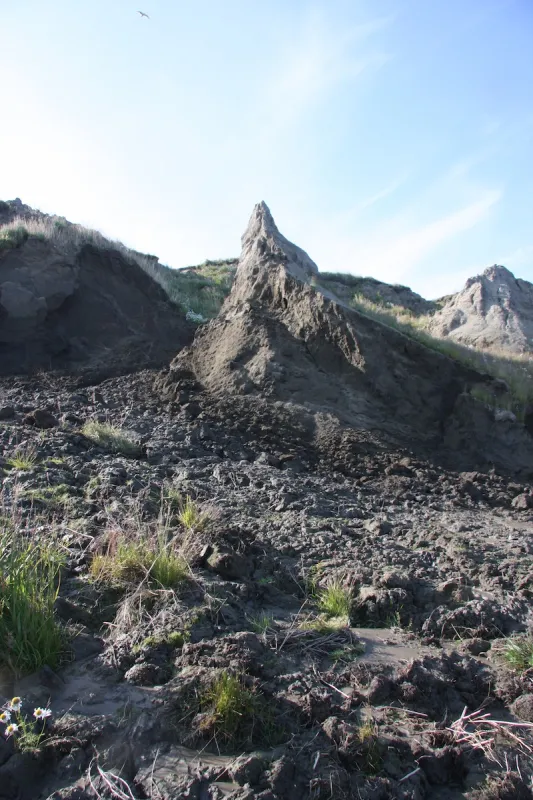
[158,202,533,475]
[0,237,193,375]
[430,265,533,354]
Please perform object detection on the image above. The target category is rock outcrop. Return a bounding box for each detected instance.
[429,265,533,353]
[0,220,193,375]
[158,203,533,474]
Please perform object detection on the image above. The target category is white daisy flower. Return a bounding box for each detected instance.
[0,711,11,724]
[8,697,21,712]
[5,723,18,737]
[33,708,52,720]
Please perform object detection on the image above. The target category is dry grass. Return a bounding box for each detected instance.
[0,214,236,319]
[446,706,533,768]
[81,421,141,456]
[0,215,158,275]
[6,446,38,471]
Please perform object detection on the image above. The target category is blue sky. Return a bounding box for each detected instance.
[1,0,532,298]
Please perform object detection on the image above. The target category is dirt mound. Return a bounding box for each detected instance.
[430,265,533,354]
[158,203,533,474]
[0,233,193,375]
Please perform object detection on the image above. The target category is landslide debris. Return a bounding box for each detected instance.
[0,202,532,800]
[158,202,533,475]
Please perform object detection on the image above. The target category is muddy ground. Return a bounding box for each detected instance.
[0,370,532,799]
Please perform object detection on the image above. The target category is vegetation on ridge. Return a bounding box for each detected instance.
[346,293,533,419]
[0,207,236,321]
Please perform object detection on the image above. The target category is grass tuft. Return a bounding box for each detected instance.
[81,421,140,456]
[300,615,351,633]
[0,225,29,250]
[247,612,274,635]
[199,671,283,749]
[317,579,353,619]
[503,636,533,672]
[6,446,38,471]
[90,534,188,589]
[0,524,64,675]
[177,495,210,531]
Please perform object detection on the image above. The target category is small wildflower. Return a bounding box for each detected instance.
[5,723,18,737]
[33,708,52,720]
[0,711,11,724]
[8,697,21,712]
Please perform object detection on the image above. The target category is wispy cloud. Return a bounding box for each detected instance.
[306,188,502,287]
[364,190,502,276]
[261,9,393,132]
[351,175,408,213]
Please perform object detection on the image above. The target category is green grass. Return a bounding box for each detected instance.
[300,615,351,633]
[317,579,353,619]
[246,612,274,634]
[133,630,188,653]
[159,260,237,319]
[6,446,38,471]
[348,293,533,418]
[81,421,140,456]
[176,494,210,531]
[318,271,375,289]
[90,534,188,589]
[503,636,533,672]
[0,225,29,250]
[199,671,283,749]
[0,525,64,675]
[21,485,72,510]
[161,488,211,531]
[356,719,383,775]
[330,642,366,663]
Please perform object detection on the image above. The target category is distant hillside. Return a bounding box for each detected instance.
[428,265,533,354]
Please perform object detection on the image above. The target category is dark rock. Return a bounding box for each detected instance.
[512,492,533,510]
[124,662,170,686]
[70,633,104,661]
[511,693,533,721]
[417,746,466,785]
[268,757,297,800]
[206,546,252,580]
[0,406,15,420]
[462,638,491,656]
[230,754,266,786]
[367,675,393,704]
[364,519,393,535]
[24,408,58,428]
[0,751,47,800]
[0,229,194,375]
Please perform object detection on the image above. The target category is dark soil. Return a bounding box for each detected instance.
[0,369,532,800]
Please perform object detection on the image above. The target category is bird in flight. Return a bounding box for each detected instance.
[137,10,150,18]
